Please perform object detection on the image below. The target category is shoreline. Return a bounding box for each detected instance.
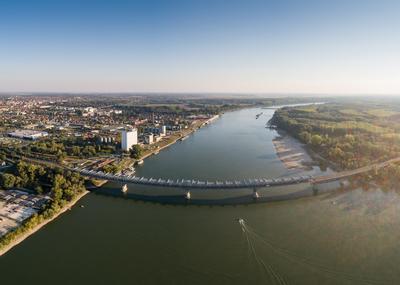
[272,131,341,172]
[138,115,220,162]
[272,131,313,170]
[272,130,341,176]
[88,115,220,188]
[0,190,89,257]
[87,179,108,189]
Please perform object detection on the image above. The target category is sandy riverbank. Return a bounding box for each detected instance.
[272,132,313,170]
[0,190,89,257]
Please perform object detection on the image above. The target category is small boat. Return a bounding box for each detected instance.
[137,160,144,165]
[237,218,245,231]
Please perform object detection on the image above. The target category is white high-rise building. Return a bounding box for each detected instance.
[121,129,138,151]
[161,125,167,136]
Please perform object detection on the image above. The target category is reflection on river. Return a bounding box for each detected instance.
[1,107,400,285]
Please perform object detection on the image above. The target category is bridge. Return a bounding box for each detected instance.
[73,167,312,189]
[311,156,400,184]
[70,156,400,189]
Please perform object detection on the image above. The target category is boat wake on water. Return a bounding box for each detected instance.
[238,218,287,285]
[237,219,396,285]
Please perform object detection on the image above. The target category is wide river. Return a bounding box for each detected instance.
[2,107,400,285]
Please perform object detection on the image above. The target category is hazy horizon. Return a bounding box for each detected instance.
[1,0,400,94]
[2,92,400,100]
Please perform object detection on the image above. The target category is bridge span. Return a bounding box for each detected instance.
[70,156,400,189]
[73,167,312,189]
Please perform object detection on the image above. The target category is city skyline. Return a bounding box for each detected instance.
[1,0,400,95]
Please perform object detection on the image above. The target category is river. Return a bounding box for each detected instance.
[1,107,400,284]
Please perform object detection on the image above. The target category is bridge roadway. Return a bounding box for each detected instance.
[71,156,400,189]
[73,167,312,189]
[311,156,400,184]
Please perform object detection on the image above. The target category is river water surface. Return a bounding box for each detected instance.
[1,107,400,285]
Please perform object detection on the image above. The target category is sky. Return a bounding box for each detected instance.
[1,0,400,95]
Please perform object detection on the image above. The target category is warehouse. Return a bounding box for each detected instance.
[8,130,48,140]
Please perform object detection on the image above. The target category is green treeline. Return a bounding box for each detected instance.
[129,145,143,159]
[28,137,117,159]
[0,161,85,196]
[269,103,400,170]
[0,162,86,251]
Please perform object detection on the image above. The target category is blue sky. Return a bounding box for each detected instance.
[1,0,400,94]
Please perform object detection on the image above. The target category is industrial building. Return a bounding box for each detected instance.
[121,129,138,151]
[144,133,154,144]
[143,126,167,136]
[8,130,48,140]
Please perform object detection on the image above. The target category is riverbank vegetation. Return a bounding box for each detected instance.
[269,103,400,170]
[129,145,143,159]
[29,137,117,159]
[0,162,87,252]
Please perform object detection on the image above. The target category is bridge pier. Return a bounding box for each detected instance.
[252,188,259,200]
[121,184,128,194]
[184,190,191,200]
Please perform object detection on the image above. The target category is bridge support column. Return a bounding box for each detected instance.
[121,184,128,194]
[252,188,259,200]
[184,190,191,201]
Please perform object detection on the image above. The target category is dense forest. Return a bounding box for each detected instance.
[0,161,86,202]
[269,103,400,170]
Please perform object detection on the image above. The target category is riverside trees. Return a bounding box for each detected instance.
[0,161,86,201]
[129,145,143,159]
[0,162,87,251]
[25,137,117,160]
[0,161,48,191]
[269,103,400,170]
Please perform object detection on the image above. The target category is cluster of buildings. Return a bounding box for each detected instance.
[0,190,51,237]
[120,125,167,151]
[98,136,115,144]
[0,95,218,155]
